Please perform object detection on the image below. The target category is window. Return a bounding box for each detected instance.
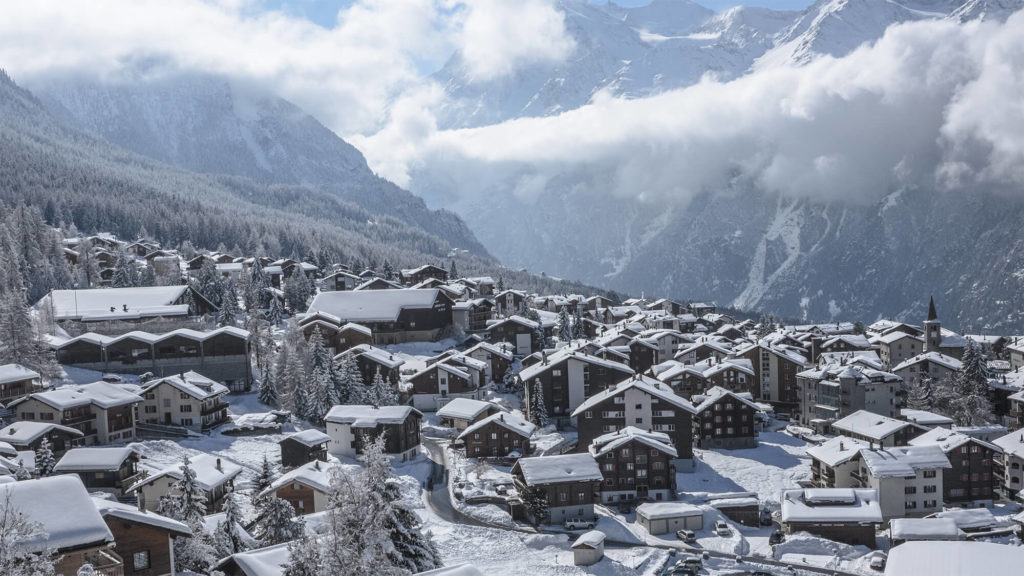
[924,485,937,493]
[904,486,917,495]
[620,448,631,458]
[584,411,593,419]
[635,404,642,410]
[40,413,53,421]
[490,433,497,440]
[905,501,917,509]
[132,551,150,571]
[144,406,157,414]
[602,463,615,472]
[635,417,643,424]
[552,370,562,376]
[163,399,171,408]
[923,470,936,478]
[652,461,665,470]
[181,418,193,426]
[577,491,585,502]
[144,392,155,400]
[180,392,190,400]
[559,493,568,502]
[715,428,723,435]
[473,433,480,440]
[181,405,193,412]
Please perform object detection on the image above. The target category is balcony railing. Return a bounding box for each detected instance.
[63,412,96,425]
[83,549,123,576]
[201,402,229,416]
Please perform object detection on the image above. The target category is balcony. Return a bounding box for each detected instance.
[83,549,123,576]
[201,402,229,416]
[63,412,96,425]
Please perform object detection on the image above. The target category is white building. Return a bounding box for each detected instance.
[9,382,141,445]
[806,436,870,488]
[856,445,950,520]
[138,371,230,431]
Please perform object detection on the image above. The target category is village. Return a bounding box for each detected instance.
[2,230,1024,576]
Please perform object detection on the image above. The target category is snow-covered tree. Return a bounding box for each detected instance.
[369,367,399,407]
[373,448,442,572]
[382,260,394,281]
[521,485,548,527]
[13,461,30,481]
[266,294,284,326]
[306,365,336,425]
[34,437,55,477]
[904,377,934,411]
[247,260,271,311]
[256,497,303,546]
[496,276,505,292]
[111,250,140,288]
[333,353,365,405]
[276,321,308,415]
[948,339,993,426]
[73,238,101,289]
[252,454,275,506]
[449,259,458,280]
[258,368,279,408]
[77,563,96,576]
[213,492,249,558]
[283,532,323,576]
[193,259,223,308]
[167,455,208,525]
[557,307,571,342]
[0,290,59,377]
[0,494,58,576]
[217,278,240,327]
[572,306,586,340]
[139,264,157,287]
[531,378,549,427]
[283,270,313,313]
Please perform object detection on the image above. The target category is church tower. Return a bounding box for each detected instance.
[923,296,941,352]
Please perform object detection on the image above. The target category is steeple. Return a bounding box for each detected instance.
[927,296,937,321]
[924,296,941,352]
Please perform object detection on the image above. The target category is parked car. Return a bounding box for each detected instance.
[714,520,730,536]
[769,530,785,545]
[671,553,702,575]
[760,508,774,526]
[563,518,595,530]
[869,553,887,571]
[676,529,697,543]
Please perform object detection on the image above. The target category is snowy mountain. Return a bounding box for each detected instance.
[412,0,1024,330]
[32,75,489,257]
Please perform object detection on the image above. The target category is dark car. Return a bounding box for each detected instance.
[769,530,785,545]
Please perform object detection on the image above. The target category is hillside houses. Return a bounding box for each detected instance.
[9,382,142,445]
[522,347,634,428]
[137,371,231,431]
[306,288,454,345]
[37,285,217,336]
[691,386,759,450]
[797,364,902,431]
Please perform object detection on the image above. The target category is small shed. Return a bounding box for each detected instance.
[890,518,962,546]
[572,530,605,566]
[279,429,331,469]
[635,502,704,535]
[707,492,761,527]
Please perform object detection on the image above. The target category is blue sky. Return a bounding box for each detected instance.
[262,0,816,29]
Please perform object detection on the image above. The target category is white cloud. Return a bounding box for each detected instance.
[454,0,576,81]
[358,14,1024,206]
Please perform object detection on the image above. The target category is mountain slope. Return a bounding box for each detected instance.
[32,75,489,257]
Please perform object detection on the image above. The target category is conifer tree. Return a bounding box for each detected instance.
[531,378,549,427]
[572,306,586,339]
[111,251,140,288]
[382,260,394,281]
[522,485,549,527]
[217,279,239,327]
[284,270,313,313]
[497,276,505,292]
[283,532,322,576]
[194,259,223,308]
[34,437,55,477]
[449,259,458,280]
[258,368,279,408]
[256,497,303,546]
[266,294,284,326]
[0,496,58,576]
[139,265,157,287]
[904,377,934,411]
[557,307,572,342]
[213,492,249,558]
[252,454,275,506]
[74,238,101,289]
[370,367,398,406]
[247,260,271,311]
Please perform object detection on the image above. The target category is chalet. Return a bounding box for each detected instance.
[1009,339,1024,370]
[571,375,695,466]
[0,421,84,453]
[1,475,122,576]
[909,428,1001,508]
[521,347,635,427]
[627,337,660,373]
[277,260,318,279]
[131,454,243,513]
[0,364,42,404]
[336,344,405,386]
[321,269,362,292]
[780,488,881,547]
[215,262,244,281]
[9,381,142,445]
[452,298,494,333]
[511,453,603,526]
[306,288,454,345]
[138,371,230,431]
[299,315,373,353]
[691,386,759,450]
[37,285,217,335]
[92,497,192,576]
[52,446,143,495]
[673,357,756,398]
[463,341,515,384]
[494,289,528,317]
[797,364,901,431]
[325,405,422,461]
[871,331,925,369]
[259,459,334,516]
[458,412,536,458]
[457,276,496,297]
[855,445,950,520]
[807,436,870,488]
[893,352,962,388]
[279,429,331,469]
[589,427,676,503]
[428,352,489,388]
[1008,386,1024,431]
[812,334,873,361]
[830,410,927,447]
[54,326,252,390]
[867,319,922,337]
[436,398,503,430]
[212,542,292,576]
[689,302,716,317]
[673,340,733,365]
[406,361,481,411]
[731,342,808,409]
[646,298,686,316]
[399,264,448,285]
[992,430,1024,499]
[486,315,549,355]
[585,295,614,311]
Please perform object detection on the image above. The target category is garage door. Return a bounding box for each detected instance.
[516,333,532,355]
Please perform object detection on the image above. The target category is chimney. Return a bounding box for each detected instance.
[840,441,845,451]
[137,491,146,512]
[499,414,504,422]
[123,304,129,312]
[315,460,321,471]
[216,458,222,472]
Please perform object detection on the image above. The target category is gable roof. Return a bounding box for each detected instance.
[831,410,923,442]
[9,381,142,411]
[571,374,694,417]
[458,411,536,441]
[519,347,633,384]
[0,421,84,445]
[436,398,498,421]
[131,454,243,493]
[894,352,963,373]
[141,371,229,400]
[42,285,200,321]
[909,427,1001,455]
[53,446,139,472]
[324,405,421,427]
[859,445,951,478]
[806,436,870,467]
[261,459,334,499]
[691,386,760,413]
[781,488,882,524]
[0,363,39,385]
[512,453,602,485]
[92,496,191,536]
[282,429,331,448]
[307,289,445,323]
[0,475,114,552]
[589,426,677,458]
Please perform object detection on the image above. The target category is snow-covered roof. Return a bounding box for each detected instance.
[307,288,445,322]
[92,495,191,536]
[55,325,250,349]
[0,421,84,445]
[131,454,243,493]
[991,429,1024,459]
[571,530,606,549]
[9,381,142,410]
[893,351,963,373]
[409,362,471,382]
[141,370,229,400]
[821,334,872,349]
[458,411,536,441]
[53,446,138,472]
[513,453,602,485]
[933,508,997,530]
[589,427,677,458]
[219,541,291,576]
[781,488,881,524]
[436,398,498,421]
[831,410,920,442]
[901,409,955,427]
[908,427,1001,455]
[859,445,951,478]
[806,436,869,467]
[890,517,961,541]
[341,344,405,369]
[282,429,331,447]
[571,374,694,417]
[635,501,703,521]
[691,386,759,413]
[418,565,485,576]
[0,475,113,552]
[872,331,924,345]
[0,363,39,385]
[43,285,193,321]
[262,459,334,499]
[325,405,421,427]
[519,347,633,385]
[400,264,445,276]
[338,322,372,337]
[885,541,1024,576]
[464,341,514,361]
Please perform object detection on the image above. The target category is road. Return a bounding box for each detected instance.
[422,436,861,576]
